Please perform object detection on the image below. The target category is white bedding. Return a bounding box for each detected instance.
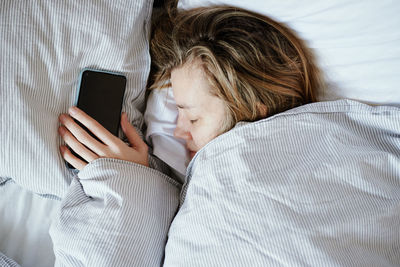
[0,182,60,267]
[3,100,395,267]
[144,88,189,181]
[162,100,400,266]
[0,0,153,265]
[0,0,153,198]
[1,0,400,266]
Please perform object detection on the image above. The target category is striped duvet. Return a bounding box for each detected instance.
[3,100,395,266]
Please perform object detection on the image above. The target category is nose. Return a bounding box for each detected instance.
[174,115,192,141]
[174,127,190,140]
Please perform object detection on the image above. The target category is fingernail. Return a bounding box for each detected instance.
[69,106,77,115]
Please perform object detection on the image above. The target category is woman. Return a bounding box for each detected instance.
[53,5,325,266]
[59,5,323,170]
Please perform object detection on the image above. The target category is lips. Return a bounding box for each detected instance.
[189,150,196,158]
[187,146,197,158]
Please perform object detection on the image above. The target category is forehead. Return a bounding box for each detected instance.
[170,60,213,107]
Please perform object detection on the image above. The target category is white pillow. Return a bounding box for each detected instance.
[144,88,189,182]
[0,0,153,198]
[178,0,400,105]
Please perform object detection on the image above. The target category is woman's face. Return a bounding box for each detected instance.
[171,60,228,159]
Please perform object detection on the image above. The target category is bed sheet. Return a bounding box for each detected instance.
[0,182,60,267]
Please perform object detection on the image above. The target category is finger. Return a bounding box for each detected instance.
[68,106,120,146]
[121,112,148,152]
[60,145,87,171]
[59,113,106,155]
[58,125,100,163]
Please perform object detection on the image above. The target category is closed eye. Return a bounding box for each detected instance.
[190,119,198,124]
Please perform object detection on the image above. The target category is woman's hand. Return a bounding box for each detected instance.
[58,106,148,171]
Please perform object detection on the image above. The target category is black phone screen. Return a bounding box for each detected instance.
[68,69,126,168]
[77,70,126,136]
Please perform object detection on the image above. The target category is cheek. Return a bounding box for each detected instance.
[189,99,228,150]
[190,122,222,150]
[190,130,207,149]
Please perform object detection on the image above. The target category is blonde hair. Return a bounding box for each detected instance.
[150,5,323,132]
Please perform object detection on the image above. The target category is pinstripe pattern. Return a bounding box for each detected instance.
[165,100,400,266]
[0,252,19,267]
[0,0,153,198]
[1,100,399,266]
[50,158,181,267]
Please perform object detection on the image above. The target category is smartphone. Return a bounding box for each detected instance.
[67,68,127,169]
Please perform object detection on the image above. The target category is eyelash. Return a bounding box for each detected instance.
[190,119,198,124]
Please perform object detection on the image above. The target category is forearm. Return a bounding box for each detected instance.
[50,158,181,267]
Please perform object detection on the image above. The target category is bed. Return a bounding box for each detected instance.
[0,0,399,266]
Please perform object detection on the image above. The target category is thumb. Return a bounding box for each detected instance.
[121,112,147,152]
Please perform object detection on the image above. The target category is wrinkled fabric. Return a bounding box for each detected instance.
[2,100,399,267]
[164,100,400,266]
[0,0,153,198]
[50,159,180,267]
